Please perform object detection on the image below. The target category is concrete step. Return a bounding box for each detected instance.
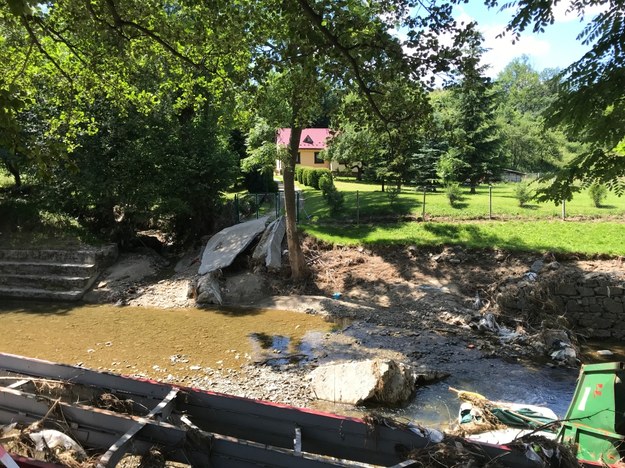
[0,286,85,302]
[0,274,92,291]
[0,261,97,277]
[0,245,118,302]
[0,249,99,264]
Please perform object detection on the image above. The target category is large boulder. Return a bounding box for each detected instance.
[309,359,416,405]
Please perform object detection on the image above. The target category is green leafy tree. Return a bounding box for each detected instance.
[241,118,278,193]
[493,57,584,174]
[323,122,382,181]
[3,0,473,280]
[490,0,625,200]
[438,30,502,193]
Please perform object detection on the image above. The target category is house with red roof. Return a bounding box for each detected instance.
[275,128,334,173]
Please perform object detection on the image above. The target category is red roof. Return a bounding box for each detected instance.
[276,128,331,150]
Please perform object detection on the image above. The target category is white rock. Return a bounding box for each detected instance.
[309,359,416,405]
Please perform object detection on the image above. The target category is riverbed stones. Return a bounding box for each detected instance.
[309,359,416,405]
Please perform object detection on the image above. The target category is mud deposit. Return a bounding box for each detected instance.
[0,301,333,382]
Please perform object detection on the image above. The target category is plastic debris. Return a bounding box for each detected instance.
[523,271,538,281]
[29,430,87,459]
[477,313,500,333]
[408,425,444,443]
[0,444,20,468]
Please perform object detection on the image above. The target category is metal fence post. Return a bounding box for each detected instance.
[234,194,239,223]
[275,191,279,218]
[562,199,566,220]
[356,190,360,225]
[255,193,259,219]
[489,185,493,220]
[422,186,426,220]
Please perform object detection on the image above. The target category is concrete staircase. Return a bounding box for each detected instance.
[0,245,118,301]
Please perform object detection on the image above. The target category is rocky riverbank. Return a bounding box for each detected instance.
[82,239,624,415]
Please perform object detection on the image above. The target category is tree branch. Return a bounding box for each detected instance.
[10,40,33,87]
[21,17,74,85]
[296,0,390,125]
[32,17,89,68]
[103,0,209,72]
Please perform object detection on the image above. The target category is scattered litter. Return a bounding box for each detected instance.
[550,345,577,366]
[332,292,342,299]
[30,429,87,460]
[477,313,500,333]
[408,424,444,443]
[523,271,538,281]
[596,349,614,356]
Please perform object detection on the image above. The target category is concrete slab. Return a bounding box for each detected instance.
[198,217,269,275]
[252,216,285,270]
[266,216,285,269]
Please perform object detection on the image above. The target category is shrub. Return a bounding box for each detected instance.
[444,183,463,206]
[318,173,334,196]
[386,185,401,207]
[588,181,607,207]
[514,182,534,207]
[308,168,330,189]
[294,166,302,183]
[318,172,343,215]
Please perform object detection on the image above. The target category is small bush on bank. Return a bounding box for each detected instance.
[514,182,534,207]
[588,181,607,207]
[444,183,463,206]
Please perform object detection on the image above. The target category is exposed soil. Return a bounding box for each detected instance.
[74,237,625,411]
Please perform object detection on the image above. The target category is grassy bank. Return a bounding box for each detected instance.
[302,180,625,221]
[302,220,625,256]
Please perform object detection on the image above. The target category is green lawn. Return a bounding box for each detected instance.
[299,179,625,256]
[302,220,625,256]
[303,179,625,221]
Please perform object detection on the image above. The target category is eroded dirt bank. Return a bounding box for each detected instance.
[71,240,625,418]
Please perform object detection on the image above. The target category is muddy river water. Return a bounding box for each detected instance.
[1,301,622,429]
[0,301,334,374]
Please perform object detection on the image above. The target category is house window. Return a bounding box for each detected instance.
[296,152,301,164]
[303,135,314,145]
[314,152,324,164]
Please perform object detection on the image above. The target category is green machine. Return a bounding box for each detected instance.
[559,362,625,464]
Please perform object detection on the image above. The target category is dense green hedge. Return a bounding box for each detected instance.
[295,166,331,190]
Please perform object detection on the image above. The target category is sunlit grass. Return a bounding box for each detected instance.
[302,220,625,256]
[299,178,625,255]
[307,179,625,220]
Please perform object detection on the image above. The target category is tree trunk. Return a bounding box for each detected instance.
[4,160,21,188]
[283,127,309,280]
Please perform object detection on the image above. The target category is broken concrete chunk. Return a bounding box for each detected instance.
[199,217,269,275]
[252,216,286,270]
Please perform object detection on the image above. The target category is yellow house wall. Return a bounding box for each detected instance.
[299,150,330,169]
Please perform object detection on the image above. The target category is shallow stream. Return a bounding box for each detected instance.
[1,301,621,429]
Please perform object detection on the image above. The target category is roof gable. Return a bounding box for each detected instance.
[276,128,332,150]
